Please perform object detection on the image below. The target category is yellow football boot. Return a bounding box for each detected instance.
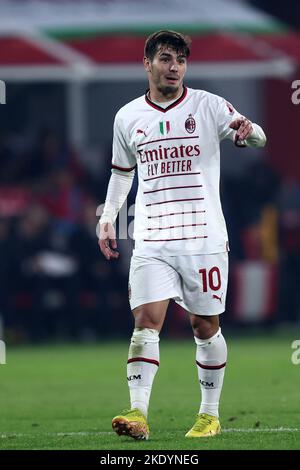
[185,413,221,438]
[112,408,149,440]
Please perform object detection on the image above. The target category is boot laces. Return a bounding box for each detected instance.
[194,413,214,431]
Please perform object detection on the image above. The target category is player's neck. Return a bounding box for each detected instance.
[148,85,183,103]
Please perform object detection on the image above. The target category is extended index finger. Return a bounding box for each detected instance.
[236,120,252,140]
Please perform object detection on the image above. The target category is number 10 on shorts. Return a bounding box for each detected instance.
[199,267,221,292]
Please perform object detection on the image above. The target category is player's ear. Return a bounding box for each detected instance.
[144,56,151,73]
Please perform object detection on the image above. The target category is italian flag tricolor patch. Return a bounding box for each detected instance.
[159,121,170,135]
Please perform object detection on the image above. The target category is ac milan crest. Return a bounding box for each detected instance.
[185,114,196,134]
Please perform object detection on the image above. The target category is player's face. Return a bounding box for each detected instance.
[144,46,187,98]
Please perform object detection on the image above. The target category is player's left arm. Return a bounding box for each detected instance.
[229,117,267,148]
[216,97,266,148]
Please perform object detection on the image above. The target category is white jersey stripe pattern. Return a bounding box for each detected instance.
[111,86,263,256]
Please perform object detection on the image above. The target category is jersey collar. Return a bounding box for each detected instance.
[145,86,187,113]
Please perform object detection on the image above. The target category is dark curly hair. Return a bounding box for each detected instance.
[144,30,191,61]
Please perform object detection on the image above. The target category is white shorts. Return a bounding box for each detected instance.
[128,253,228,316]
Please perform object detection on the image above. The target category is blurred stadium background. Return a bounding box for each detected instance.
[0,0,299,344]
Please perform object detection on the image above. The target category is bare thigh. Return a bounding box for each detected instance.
[132,300,170,332]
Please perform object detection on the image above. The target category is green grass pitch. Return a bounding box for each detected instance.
[0,333,299,450]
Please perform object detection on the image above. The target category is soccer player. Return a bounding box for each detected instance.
[99,30,266,440]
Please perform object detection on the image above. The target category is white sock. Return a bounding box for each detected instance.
[127,327,160,418]
[194,328,227,418]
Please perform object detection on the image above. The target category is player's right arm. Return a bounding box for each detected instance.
[99,112,136,261]
[99,168,135,260]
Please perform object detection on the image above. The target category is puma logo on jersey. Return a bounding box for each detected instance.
[136,129,147,137]
[212,293,223,303]
[226,101,234,115]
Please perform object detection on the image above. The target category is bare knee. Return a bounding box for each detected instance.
[190,314,219,339]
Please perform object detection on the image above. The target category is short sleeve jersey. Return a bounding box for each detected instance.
[112,86,242,256]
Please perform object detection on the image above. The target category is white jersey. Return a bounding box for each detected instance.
[112,86,242,257]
